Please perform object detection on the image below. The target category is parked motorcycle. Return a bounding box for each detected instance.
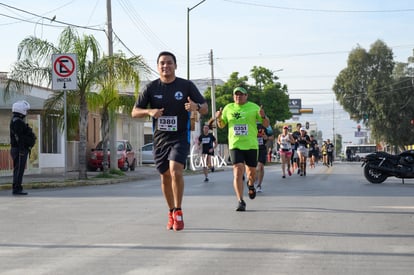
[361,150,414,184]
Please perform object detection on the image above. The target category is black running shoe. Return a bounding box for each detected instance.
[236,200,246,211]
[248,184,256,200]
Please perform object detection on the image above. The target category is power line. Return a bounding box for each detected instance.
[289,90,333,94]
[112,30,158,78]
[0,12,62,28]
[0,2,159,79]
[116,0,171,52]
[283,75,337,79]
[86,0,101,26]
[215,44,414,61]
[0,3,105,32]
[223,0,414,13]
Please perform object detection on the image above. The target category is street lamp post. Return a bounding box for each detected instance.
[187,0,206,169]
[209,49,217,142]
[187,0,206,80]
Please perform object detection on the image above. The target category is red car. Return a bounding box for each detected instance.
[88,140,136,171]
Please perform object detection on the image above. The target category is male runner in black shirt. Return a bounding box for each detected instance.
[132,51,208,231]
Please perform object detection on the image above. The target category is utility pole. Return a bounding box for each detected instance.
[187,0,206,80]
[107,0,113,56]
[107,0,117,170]
[209,49,218,143]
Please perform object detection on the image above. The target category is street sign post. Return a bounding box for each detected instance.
[52,54,77,91]
[51,53,77,179]
[289,98,301,115]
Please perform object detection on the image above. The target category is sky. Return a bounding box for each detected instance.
[1,0,413,146]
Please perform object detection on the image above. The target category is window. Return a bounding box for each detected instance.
[42,115,61,153]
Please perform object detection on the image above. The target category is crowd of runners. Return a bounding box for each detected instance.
[276,123,335,178]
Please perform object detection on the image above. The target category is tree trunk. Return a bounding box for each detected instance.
[101,110,110,172]
[78,93,88,180]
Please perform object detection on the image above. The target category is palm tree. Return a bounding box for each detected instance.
[42,90,80,141]
[88,53,148,172]
[6,27,103,179]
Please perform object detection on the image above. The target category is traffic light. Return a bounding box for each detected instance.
[305,121,309,129]
[357,125,361,132]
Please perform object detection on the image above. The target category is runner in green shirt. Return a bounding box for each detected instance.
[216,86,269,211]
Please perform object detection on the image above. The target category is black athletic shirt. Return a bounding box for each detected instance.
[297,135,310,147]
[198,133,216,154]
[136,77,206,144]
[309,139,318,151]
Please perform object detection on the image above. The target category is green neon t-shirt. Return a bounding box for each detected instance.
[221,101,263,150]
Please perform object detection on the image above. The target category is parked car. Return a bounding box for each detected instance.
[141,143,154,164]
[88,140,136,171]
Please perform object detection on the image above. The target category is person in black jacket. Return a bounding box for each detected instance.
[10,100,35,195]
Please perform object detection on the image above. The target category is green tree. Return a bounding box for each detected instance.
[333,39,414,149]
[42,90,80,141]
[6,27,103,179]
[87,53,147,172]
[335,134,342,157]
[248,67,291,126]
[250,65,276,91]
[391,52,414,149]
[333,45,373,123]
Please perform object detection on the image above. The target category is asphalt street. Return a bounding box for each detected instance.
[1,162,413,275]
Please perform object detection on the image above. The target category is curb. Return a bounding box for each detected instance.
[0,175,148,191]
[0,167,219,192]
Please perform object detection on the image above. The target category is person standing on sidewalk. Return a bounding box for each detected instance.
[215,86,269,211]
[9,100,36,196]
[131,51,208,231]
[197,124,217,182]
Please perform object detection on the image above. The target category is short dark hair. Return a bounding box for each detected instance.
[157,51,176,64]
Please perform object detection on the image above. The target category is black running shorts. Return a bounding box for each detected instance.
[229,149,258,167]
[154,138,190,174]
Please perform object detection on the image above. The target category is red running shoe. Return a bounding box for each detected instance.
[167,211,174,230]
[173,209,184,231]
[288,170,292,176]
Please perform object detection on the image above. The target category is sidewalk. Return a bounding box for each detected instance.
[0,165,160,191]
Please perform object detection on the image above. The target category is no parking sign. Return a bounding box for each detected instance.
[52,54,77,90]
